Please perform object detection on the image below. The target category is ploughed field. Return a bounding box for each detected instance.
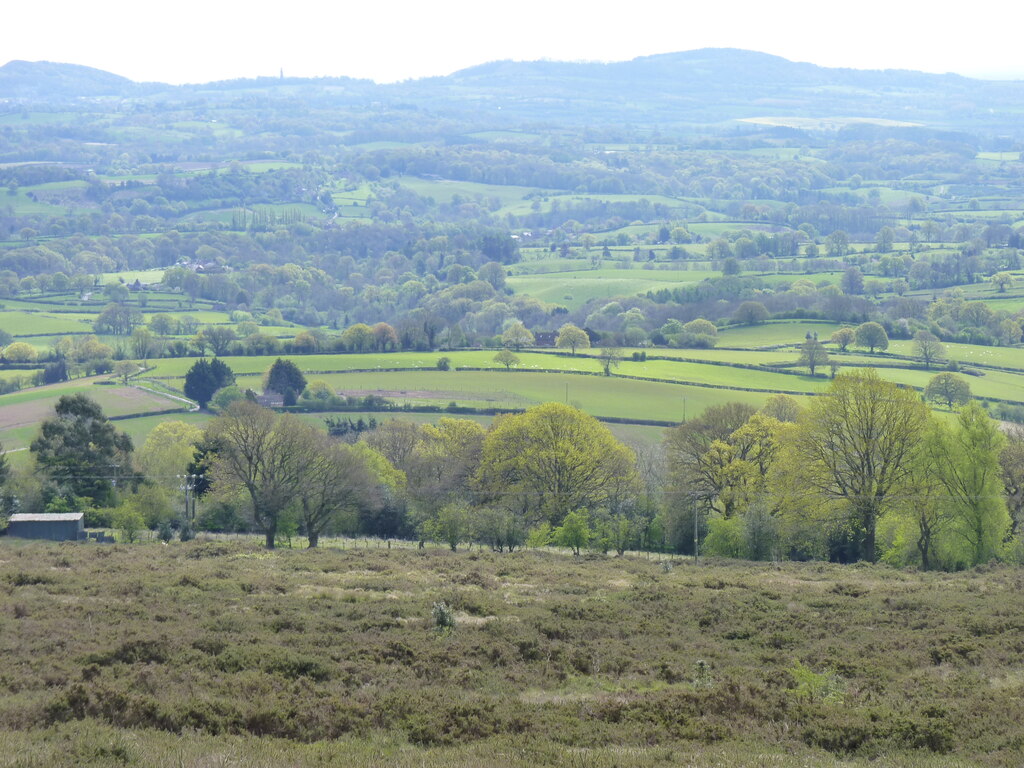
[0,540,1021,767]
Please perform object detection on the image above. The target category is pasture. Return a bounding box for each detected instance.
[0,379,188,451]
[229,369,769,423]
[507,270,716,308]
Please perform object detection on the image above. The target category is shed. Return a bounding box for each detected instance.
[256,393,284,408]
[7,513,85,541]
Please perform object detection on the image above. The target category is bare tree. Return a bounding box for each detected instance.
[207,401,310,548]
[914,331,945,370]
[363,419,422,473]
[299,429,381,547]
[597,347,622,376]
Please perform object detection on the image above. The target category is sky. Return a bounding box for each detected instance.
[5,1,1021,84]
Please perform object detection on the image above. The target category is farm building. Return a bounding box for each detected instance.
[6,513,85,541]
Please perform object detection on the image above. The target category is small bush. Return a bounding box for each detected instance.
[431,601,455,633]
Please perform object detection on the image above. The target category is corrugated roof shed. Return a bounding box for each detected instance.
[9,513,85,522]
[7,513,85,541]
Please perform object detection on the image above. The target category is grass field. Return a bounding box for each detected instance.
[102,269,166,285]
[0,541,1018,767]
[0,379,188,451]
[232,369,771,422]
[0,310,94,335]
[396,177,543,214]
[507,272,714,307]
[886,339,1024,370]
[716,321,846,347]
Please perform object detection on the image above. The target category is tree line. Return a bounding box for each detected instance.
[5,371,1023,570]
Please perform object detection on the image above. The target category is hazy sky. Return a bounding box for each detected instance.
[6,1,1020,84]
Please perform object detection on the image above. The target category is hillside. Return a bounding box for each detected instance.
[0,60,138,99]
[0,540,1020,767]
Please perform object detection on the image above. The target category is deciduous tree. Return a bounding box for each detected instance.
[924,403,1009,567]
[137,420,204,496]
[3,342,37,363]
[206,401,311,548]
[296,427,383,547]
[925,372,971,409]
[501,321,535,351]
[781,370,930,562]
[854,322,889,353]
[597,347,622,376]
[830,327,855,352]
[113,360,137,385]
[798,338,829,375]
[476,403,637,524]
[556,323,590,356]
[494,349,520,369]
[199,326,237,356]
[999,424,1024,538]
[733,301,768,326]
[914,331,944,370]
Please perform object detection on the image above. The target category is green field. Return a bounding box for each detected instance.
[0,311,94,335]
[716,321,846,347]
[886,339,1024,370]
[396,177,543,213]
[233,369,776,422]
[102,269,167,285]
[508,271,716,307]
[837,364,1024,402]
[0,379,189,451]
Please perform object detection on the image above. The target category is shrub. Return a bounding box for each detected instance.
[431,601,455,633]
[112,506,146,543]
[703,517,745,558]
[157,521,174,543]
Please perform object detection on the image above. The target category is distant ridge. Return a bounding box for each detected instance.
[2,50,1022,133]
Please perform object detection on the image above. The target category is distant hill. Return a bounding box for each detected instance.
[3,49,1023,133]
[0,60,138,99]
[410,49,1023,131]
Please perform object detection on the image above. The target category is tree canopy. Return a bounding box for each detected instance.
[854,322,889,353]
[475,402,637,525]
[555,323,590,356]
[925,373,971,409]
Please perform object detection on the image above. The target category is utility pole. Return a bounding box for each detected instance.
[178,473,202,525]
[693,498,700,563]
